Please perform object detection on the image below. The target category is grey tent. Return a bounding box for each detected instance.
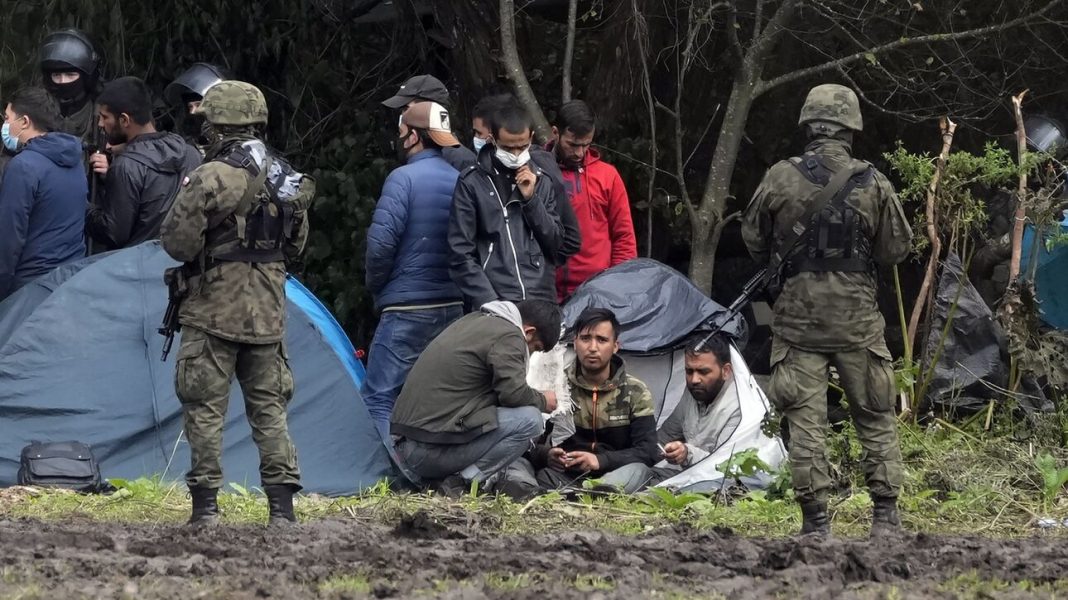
[0,242,392,495]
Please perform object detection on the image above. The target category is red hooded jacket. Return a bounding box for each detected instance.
[553,147,638,301]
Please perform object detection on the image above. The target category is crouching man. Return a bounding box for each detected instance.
[503,308,657,496]
[390,300,561,495]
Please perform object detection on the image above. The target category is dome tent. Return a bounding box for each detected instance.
[0,242,392,495]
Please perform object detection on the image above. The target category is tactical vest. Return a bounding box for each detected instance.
[784,152,875,277]
[202,143,298,268]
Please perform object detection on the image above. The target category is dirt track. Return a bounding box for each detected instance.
[0,514,1066,599]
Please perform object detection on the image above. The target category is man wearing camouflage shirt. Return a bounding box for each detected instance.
[741,84,912,537]
[160,81,313,526]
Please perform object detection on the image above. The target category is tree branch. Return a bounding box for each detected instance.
[907,116,957,354]
[753,0,764,39]
[726,1,744,65]
[562,0,578,103]
[755,0,1067,96]
[499,0,551,140]
[1009,90,1030,283]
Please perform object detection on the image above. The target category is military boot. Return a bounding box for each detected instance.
[264,484,298,526]
[187,486,219,526]
[799,500,830,536]
[870,496,902,538]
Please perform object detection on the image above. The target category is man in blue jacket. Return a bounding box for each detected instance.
[363,101,465,436]
[0,87,87,300]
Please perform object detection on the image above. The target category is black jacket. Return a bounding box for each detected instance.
[447,144,581,266]
[86,131,201,251]
[449,145,568,308]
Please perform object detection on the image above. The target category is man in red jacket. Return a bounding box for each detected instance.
[550,100,637,302]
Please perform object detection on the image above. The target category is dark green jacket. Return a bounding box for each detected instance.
[390,310,547,444]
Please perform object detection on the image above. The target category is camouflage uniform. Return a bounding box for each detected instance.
[160,82,310,494]
[741,85,912,523]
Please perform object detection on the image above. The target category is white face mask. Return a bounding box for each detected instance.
[495,147,531,170]
[473,136,487,153]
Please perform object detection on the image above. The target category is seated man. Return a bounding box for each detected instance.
[504,308,657,496]
[638,333,742,489]
[390,299,561,494]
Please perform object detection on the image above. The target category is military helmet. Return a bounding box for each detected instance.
[39,28,100,76]
[798,84,863,132]
[194,80,268,126]
[164,63,230,106]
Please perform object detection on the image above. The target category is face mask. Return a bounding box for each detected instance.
[2,122,21,153]
[473,136,487,153]
[393,131,414,163]
[495,147,531,170]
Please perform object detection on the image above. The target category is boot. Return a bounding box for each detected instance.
[870,496,902,538]
[799,500,830,536]
[187,486,219,526]
[264,484,298,526]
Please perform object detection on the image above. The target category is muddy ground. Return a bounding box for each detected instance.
[0,514,1065,599]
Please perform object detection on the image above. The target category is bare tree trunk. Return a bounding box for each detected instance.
[1010,90,1030,282]
[499,0,551,141]
[430,0,499,120]
[632,0,657,257]
[690,78,757,291]
[562,0,578,103]
[907,117,957,352]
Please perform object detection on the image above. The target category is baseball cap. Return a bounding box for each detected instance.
[402,101,461,148]
[382,75,450,109]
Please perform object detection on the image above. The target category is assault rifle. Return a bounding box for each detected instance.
[159,267,189,361]
[693,267,772,352]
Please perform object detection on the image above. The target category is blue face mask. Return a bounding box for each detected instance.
[472,136,487,153]
[1,122,20,153]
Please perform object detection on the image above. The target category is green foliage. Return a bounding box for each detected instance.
[715,448,772,485]
[1035,453,1068,508]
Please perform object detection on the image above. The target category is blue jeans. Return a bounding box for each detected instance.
[362,305,462,437]
[395,406,544,483]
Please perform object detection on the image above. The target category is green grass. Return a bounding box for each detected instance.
[937,571,1068,599]
[2,421,1066,539]
[318,573,372,596]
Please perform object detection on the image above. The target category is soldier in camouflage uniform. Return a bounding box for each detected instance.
[160,81,314,526]
[741,84,913,537]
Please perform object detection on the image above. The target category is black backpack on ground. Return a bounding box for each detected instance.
[17,441,110,493]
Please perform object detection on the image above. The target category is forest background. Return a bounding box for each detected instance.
[2,0,1067,358]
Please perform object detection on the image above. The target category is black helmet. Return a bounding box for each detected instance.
[164,63,230,106]
[1025,115,1068,159]
[39,29,100,76]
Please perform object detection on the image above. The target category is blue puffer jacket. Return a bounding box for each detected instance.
[365,149,462,310]
[0,132,87,300]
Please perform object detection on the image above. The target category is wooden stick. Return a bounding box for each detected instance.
[907,117,958,354]
[1009,90,1030,282]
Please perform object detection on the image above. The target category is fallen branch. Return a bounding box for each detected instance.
[907,116,958,353]
[1009,90,1030,282]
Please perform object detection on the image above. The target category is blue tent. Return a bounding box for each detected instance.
[1022,215,1068,329]
[0,242,392,495]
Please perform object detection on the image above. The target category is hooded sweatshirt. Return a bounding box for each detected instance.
[390,301,547,444]
[551,146,637,301]
[87,131,201,251]
[0,132,87,300]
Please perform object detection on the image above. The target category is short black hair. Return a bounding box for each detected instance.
[410,128,441,150]
[8,87,60,133]
[555,99,595,137]
[572,307,620,341]
[97,76,154,126]
[472,93,515,125]
[685,332,732,367]
[516,300,563,350]
[492,100,533,138]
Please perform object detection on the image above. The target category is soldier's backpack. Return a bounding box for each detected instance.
[203,141,315,268]
[17,441,111,493]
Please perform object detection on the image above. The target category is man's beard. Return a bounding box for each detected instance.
[106,128,128,146]
[689,376,726,405]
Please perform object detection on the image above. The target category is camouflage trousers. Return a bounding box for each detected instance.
[174,326,301,490]
[767,337,903,503]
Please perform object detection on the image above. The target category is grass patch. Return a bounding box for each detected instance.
[484,571,544,590]
[573,574,615,592]
[937,570,1068,599]
[1,422,1066,539]
[318,573,372,596]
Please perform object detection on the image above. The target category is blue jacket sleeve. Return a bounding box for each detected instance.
[0,161,35,297]
[365,171,411,295]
